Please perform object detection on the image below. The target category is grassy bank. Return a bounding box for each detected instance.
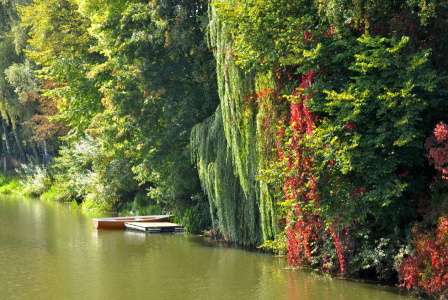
[0,175,24,195]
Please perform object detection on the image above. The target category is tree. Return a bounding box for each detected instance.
[19,0,218,222]
[20,0,104,136]
[0,0,36,164]
[72,0,218,214]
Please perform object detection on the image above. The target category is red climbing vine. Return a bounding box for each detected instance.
[280,71,318,266]
[279,70,346,273]
[398,218,448,298]
[397,122,448,297]
[425,121,448,180]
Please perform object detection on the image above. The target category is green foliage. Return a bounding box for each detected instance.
[199,2,290,245]
[80,194,113,213]
[353,229,409,281]
[20,0,104,136]
[5,60,37,97]
[20,0,93,66]
[74,0,218,213]
[40,183,69,202]
[0,175,23,194]
[19,163,52,197]
[208,0,448,285]
[211,0,318,71]
[52,137,100,201]
[51,137,139,211]
[18,0,218,221]
[258,233,287,255]
[191,106,261,243]
[312,34,441,228]
[0,0,66,165]
[180,194,213,233]
[0,1,30,156]
[120,192,163,216]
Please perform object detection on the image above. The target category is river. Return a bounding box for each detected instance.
[0,196,416,300]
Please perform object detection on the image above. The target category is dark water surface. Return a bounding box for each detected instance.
[0,196,416,300]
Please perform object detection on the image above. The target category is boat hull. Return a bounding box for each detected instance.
[92,215,172,229]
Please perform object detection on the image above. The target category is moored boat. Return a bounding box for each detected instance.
[92,215,172,229]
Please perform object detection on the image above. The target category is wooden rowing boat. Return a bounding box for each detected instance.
[92,215,172,229]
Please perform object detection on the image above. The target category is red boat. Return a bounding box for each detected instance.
[92,215,172,229]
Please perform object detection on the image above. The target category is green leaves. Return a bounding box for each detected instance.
[211,0,319,72]
[20,0,93,66]
[309,33,443,244]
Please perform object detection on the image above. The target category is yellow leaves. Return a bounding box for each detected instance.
[323,89,365,117]
[20,0,94,66]
[86,61,108,78]
[393,139,407,147]
[396,119,408,125]
[388,36,409,53]
[329,136,339,146]
[324,90,355,101]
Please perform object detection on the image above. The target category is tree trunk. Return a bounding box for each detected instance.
[12,125,24,162]
[2,118,11,171]
[43,140,49,166]
[32,141,40,164]
[5,113,24,162]
[2,118,11,156]
[0,125,3,158]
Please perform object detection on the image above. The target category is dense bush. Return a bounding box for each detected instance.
[397,122,448,298]
[0,176,23,195]
[398,218,448,299]
[20,164,52,197]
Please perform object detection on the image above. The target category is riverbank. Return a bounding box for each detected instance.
[0,173,432,299]
[0,175,23,195]
[0,194,415,300]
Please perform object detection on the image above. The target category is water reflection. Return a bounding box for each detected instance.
[0,196,415,300]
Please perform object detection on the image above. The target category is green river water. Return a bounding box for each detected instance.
[0,196,417,300]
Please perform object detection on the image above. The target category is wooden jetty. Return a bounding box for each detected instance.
[125,222,185,233]
[92,215,172,229]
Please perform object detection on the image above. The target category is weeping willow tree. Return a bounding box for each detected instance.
[191,107,248,242]
[191,2,284,245]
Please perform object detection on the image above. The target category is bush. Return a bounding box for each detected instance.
[0,176,23,194]
[398,217,448,299]
[20,164,52,196]
[52,137,141,212]
[40,184,72,202]
[398,123,448,298]
[120,192,164,216]
[179,194,212,233]
[80,193,113,213]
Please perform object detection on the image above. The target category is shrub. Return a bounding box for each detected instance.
[120,192,163,216]
[40,184,72,202]
[425,121,448,180]
[20,164,52,197]
[0,176,23,194]
[398,217,448,299]
[398,122,448,298]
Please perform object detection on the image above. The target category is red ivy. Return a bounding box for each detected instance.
[425,121,448,179]
[398,122,448,297]
[279,71,346,273]
[398,218,448,298]
[282,71,319,266]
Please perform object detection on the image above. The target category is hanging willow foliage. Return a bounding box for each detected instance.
[254,71,286,241]
[189,2,285,245]
[191,106,250,243]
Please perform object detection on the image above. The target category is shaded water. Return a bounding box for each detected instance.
[0,196,416,300]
